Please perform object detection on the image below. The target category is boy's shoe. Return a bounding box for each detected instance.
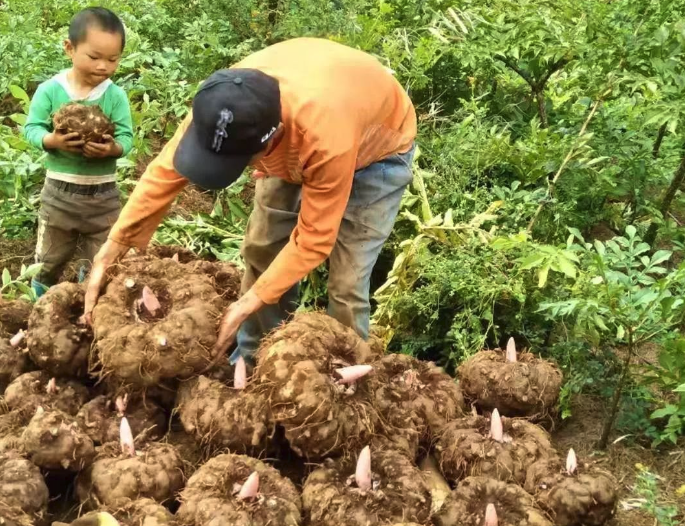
[31,279,49,299]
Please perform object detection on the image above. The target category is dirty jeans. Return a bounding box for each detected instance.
[230,145,415,364]
[34,179,121,287]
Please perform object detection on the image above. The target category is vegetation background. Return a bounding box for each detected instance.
[1,0,684,522]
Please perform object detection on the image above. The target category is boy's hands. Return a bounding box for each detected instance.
[43,131,85,153]
[83,134,123,158]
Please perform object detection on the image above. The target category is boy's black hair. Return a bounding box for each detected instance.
[68,7,125,50]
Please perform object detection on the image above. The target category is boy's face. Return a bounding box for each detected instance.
[65,27,123,86]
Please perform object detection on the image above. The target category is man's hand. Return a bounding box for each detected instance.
[83,135,123,159]
[43,131,85,153]
[210,289,264,364]
[83,239,130,325]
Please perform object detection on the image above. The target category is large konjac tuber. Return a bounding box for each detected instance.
[457,338,562,418]
[21,407,96,471]
[177,453,302,526]
[435,476,552,526]
[525,450,618,526]
[435,413,555,485]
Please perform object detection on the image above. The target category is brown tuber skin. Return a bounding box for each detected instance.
[435,414,555,485]
[0,338,32,395]
[26,283,92,377]
[0,451,49,524]
[435,476,552,526]
[53,103,115,144]
[4,371,90,416]
[457,348,562,418]
[368,353,465,455]
[76,442,185,509]
[92,258,224,386]
[59,498,176,526]
[22,408,96,471]
[525,456,618,526]
[0,298,32,337]
[76,395,167,446]
[302,448,432,526]
[177,453,302,526]
[254,312,378,458]
[176,375,269,454]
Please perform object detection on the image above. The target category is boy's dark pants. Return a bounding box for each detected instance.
[34,179,120,286]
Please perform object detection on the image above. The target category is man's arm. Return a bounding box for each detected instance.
[107,113,192,248]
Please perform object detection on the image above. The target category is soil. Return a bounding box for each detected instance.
[176,375,270,455]
[76,442,185,509]
[27,283,92,378]
[177,453,302,526]
[435,476,553,526]
[168,185,216,219]
[457,350,562,419]
[434,415,556,485]
[0,237,35,281]
[254,312,378,458]
[92,257,224,386]
[302,447,432,526]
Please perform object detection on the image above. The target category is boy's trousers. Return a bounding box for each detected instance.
[34,178,120,287]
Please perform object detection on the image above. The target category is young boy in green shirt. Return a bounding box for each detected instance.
[24,6,133,296]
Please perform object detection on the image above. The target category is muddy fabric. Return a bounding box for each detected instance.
[34,180,120,286]
[231,146,415,363]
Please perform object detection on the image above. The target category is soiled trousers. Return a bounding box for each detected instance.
[34,179,120,287]
[230,145,415,364]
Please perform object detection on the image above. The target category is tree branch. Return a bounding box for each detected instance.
[536,57,570,91]
[527,94,607,233]
[496,55,536,91]
[645,143,685,245]
[652,122,668,159]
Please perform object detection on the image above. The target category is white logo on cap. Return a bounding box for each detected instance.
[261,127,277,143]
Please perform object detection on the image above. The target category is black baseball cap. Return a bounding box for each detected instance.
[173,68,281,190]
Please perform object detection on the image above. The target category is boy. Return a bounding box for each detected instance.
[24,6,132,297]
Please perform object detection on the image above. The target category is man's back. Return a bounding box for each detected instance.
[236,38,416,170]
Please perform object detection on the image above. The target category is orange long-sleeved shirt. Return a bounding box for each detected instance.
[108,38,417,304]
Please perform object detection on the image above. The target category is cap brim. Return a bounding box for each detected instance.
[173,121,251,190]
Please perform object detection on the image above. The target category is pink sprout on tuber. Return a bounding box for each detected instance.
[335,365,373,385]
[141,286,161,316]
[566,448,578,475]
[115,394,128,416]
[237,472,260,500]
[120,417,135,457]
[490,409,504,443]
[46,378,57,395]
[505,337,517,363]
[484,503,498,526]
[9,329,25,347]
[234,356,247,390]
[172,253,180,263]
[355,446,372,491]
